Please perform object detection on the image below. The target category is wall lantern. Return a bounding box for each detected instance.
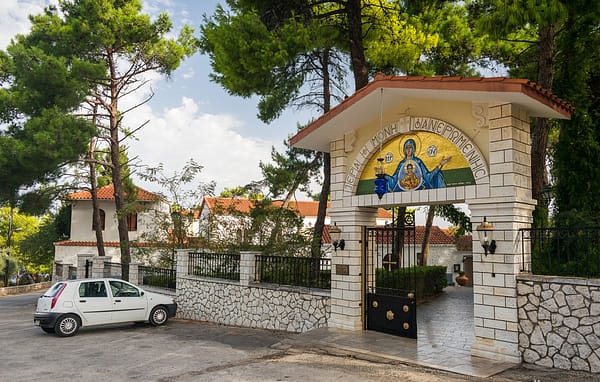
[330,222,345,251]
[476,216,496,256]
[374,157,387,200]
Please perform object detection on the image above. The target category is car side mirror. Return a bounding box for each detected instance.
[140,291,144,296]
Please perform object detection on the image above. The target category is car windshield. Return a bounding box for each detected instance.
[44,282,66,297]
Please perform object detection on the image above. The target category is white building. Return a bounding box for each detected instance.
[54,185,170,266]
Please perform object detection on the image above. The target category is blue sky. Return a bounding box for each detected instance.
[1,0,314,196]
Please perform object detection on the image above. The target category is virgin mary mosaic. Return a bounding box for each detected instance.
[355,132,477,195]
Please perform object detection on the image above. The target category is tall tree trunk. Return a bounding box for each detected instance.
[89,136,106,257]
[312,49,332,257]
[108,52,130,280]
[531,24,555,227]
[394,207,406,265]
[312,152,330,257]
[420,206,435,266]
[346,0,369,90]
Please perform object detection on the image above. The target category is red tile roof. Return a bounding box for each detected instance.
[66,184,160,202]
[54,240,155,247]
[290,74,574,152]
[372,225,455,245]
[322,225,454,245]
[201,197,256,214]
[201,197,392,219]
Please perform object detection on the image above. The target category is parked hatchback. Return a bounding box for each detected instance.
[33,278,177,337]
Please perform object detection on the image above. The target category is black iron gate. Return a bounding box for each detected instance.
[364,211,418,338]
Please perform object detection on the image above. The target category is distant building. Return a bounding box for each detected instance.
[54,184,169,266]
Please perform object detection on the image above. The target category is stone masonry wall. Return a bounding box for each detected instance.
[176,276,330,333]
[517,274,600,373]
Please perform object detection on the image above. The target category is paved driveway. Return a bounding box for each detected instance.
[2,291,597,382]
[1,292,461,382]
[1,292,294,381]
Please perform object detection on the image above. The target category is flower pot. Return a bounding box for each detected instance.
[455,273,469,286]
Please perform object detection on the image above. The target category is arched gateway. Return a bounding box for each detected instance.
[290,74,572,363]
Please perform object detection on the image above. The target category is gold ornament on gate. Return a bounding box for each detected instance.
[403,322,410,330]
[403,305,410,312]
[372,301,379,308]
[407,292,414,299]
[386,310,394,320]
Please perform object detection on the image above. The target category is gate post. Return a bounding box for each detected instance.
[467,102,536,363]
[328,206,379,331]
[77,254,94,279]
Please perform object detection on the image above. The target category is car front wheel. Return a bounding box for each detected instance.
[55,314,81,337]
[149,306,168,326]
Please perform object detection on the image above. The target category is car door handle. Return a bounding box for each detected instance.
[114,299,122,302]
[79,300,86,303]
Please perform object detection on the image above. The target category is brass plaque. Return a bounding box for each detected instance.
[386,310,395,321]
[402,305,410,313]
[403,322,410,330]
[372,301,379,308]
[336,264,349,275]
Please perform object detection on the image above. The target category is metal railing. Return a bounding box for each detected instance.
[255,255,331,289]
[520,227,600,278]
[139,265,176,291]
[188,251,240,281]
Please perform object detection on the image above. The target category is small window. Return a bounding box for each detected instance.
[127,213,138,232]
[92,209,106,231]
[79,281,107,298]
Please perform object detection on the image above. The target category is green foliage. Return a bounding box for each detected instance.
[260,141,322,199]
[435,205,471,235]
[142,274,176,290]
[376,266,447,301]
[260,259,331,289]
[552,4,600,227]
[200,3,336,122]
[136,160,215,266]
[19,206,70,269]
[531,228,600,278]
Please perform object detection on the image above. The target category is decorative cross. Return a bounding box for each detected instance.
[382,254,398,271]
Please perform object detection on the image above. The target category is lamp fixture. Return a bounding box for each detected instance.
[373,88,387,200]
[374,157,387,199]
[330,222,345,251]
[476,216,496,256]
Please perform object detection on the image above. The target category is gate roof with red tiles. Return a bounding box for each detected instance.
[291,74,573,152]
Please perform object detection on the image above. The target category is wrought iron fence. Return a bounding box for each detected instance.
[255,255,331,289]
[139,265,176,291]
[188,251,240,281]
[520,227,600,278]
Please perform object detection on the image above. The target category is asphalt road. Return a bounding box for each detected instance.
[1,291,598,382]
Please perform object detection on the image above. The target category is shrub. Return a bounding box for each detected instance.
[376,265,447,301]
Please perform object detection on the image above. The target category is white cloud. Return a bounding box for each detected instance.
[126,97,273,195]
[0,0,49,48]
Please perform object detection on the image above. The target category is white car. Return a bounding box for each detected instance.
[33,278,177,337]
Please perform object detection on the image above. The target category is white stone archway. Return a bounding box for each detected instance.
[290,75,573,363]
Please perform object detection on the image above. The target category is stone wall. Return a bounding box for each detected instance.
[517,274,600,373]
[176,276,330,333]
[0,281,52,296]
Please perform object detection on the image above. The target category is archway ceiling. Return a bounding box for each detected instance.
[290,75,573,153]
